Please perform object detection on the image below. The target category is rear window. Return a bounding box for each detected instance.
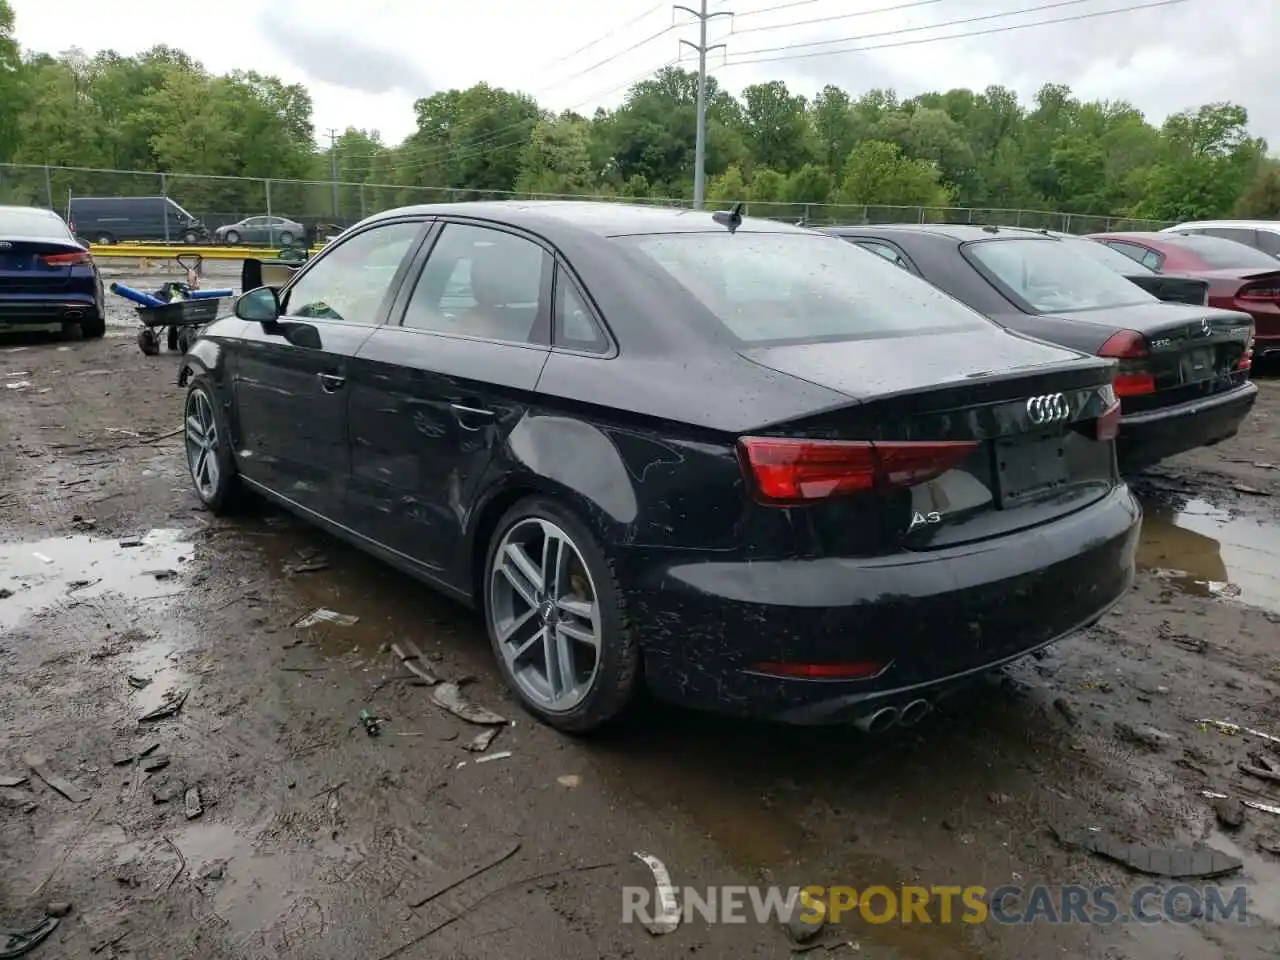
[616,231,989,345]
[1163,234,1280,269]
[1065,236,1156,275]
[0,208,69,240]
[965,237,1157,313]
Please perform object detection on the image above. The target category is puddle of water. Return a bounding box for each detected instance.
[1204,829,1280,925]
[0,528,195,631]
[1137,498,1280,613]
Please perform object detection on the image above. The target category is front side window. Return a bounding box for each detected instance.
[618,231,989,345]
[966,237,1157,313]
[402,223,550,344]
[284,221,421,325]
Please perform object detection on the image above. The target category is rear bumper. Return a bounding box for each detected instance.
[1117,381,1258,471]
[0,292,99,325]
[628,483,1140,724]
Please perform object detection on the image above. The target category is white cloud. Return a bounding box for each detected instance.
[9,0,1277,149]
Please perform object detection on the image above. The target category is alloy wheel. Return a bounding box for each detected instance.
[489,517,603,713]
[184,389,221,501]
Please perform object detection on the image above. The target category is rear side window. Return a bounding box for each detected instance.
[1065,237,1156,274]
[1254,231,1280,257]
[1163,234,1280,269]
[1200,227,1259,249]
[616,232,988,345]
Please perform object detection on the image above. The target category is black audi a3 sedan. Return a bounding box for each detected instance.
[179,202,1140,733]
[824,224,1258,473]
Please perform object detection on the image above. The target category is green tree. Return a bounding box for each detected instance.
[839,140,955,209]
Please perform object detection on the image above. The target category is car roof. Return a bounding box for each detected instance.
[0,204,60,219]
[361,200,816,239]
[824,223,1062,242]
[1163,220,1280,233]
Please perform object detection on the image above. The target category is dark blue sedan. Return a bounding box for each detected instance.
[0,205,105,338]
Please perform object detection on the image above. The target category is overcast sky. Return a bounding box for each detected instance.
[10,0,1276,149]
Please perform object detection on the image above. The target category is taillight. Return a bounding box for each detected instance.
[1098,329,1155,396]
[1238,334,1254,372]
[41,250,92,266]
[1238,284,1280,301]
[737,436,978,504]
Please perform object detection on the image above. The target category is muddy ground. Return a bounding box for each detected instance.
[2,263,1280,960]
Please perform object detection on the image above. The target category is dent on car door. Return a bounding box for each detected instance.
[347,221,553,578]
[230,220,426,517]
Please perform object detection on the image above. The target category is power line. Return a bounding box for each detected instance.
[730,0,949,36]
[531,1,668,71]
[730,0,828,18]
[721,0,1186,66]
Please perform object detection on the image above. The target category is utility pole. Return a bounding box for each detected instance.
[674,0,731,209]
[326,128,340,219]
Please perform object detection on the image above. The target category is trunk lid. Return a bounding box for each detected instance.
[740,329,1119,552]
[0,238,82,291]
[1125,273,1208,306]
[1053,302,1252,413]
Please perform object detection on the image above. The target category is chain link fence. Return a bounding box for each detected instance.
[0,162,1173,240]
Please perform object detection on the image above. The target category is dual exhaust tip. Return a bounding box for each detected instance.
[853,698,932,734]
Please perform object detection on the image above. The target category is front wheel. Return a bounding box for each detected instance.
[183,376,243,514]
[183,230,200,245]
[484,498,640,733]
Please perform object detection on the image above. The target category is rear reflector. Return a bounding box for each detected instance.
[738,436,978,504]
[41,251,92,266]
[1239,337,1254,372]
[751,660,887,680]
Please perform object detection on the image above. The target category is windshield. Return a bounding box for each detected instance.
[1163,234,1280,269]
[1063,236,1156,275]
[965,237,1157,313]
[167,199,196,221]
[616,232,990,345]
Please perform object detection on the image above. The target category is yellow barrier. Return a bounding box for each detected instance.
[88,243,325,260]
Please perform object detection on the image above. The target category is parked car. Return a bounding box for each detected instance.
[215,216,305,246]
[1159,220,1280,259]
[68,196,208,245]
[0,204,105,337]
[1087,231,1280,359]
[1039,230,1209,306]
[179,202,1140,733]
[823,224,1257,472]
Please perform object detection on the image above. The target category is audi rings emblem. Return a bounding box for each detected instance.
[1026,393,1070,425]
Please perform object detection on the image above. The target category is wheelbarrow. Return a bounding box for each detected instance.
[109,254,233,355]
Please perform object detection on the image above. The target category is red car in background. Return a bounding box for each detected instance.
[1087,232,1280,361]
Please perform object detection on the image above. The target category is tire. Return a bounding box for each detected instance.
[278,231,295,245]
[81,312,106,339]
[183,375,243,514]
[224,230,240,245]
[483,497,639,733]
[94,232,115,245]
[138,328,160,355]
[183,231,200,245]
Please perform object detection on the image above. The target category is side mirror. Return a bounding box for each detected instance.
[234,285,281,323]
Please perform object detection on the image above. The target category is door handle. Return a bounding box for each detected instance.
[450,402,495,428]
[317,372,346,392]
